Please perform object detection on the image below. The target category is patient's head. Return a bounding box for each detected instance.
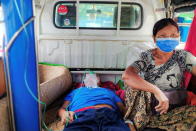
[83,73,101,88]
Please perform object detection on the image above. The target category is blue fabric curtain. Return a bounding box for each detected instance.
[1,0,40,131]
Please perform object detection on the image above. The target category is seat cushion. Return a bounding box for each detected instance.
[39,64,72,106]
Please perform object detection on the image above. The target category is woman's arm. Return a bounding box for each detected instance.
[185,52,196,75]
[122,66,169,114]
[123,66,160,93]
[191,66,196,76]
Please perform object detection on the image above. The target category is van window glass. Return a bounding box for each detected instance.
[175,11,194,42]
[54,2,142,29]
[120,3,142,29]
[79,3,117,28]
[54,2,76,28]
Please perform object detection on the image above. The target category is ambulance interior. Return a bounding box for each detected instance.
[0,0,196,131]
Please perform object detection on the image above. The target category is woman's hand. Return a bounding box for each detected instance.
[123,66,169,114]
[125,120,136,131]
[59,109,75,125]
[154,89,169,114]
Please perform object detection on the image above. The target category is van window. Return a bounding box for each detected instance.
[120,3,142,29]
[79,2,117,29]
[175,11,194,42]
[54,2,142,29]
[54,2,76,28]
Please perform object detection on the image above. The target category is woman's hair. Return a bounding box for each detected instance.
[153,18,179,37]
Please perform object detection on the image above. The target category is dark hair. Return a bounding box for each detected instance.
[153,18,179,37]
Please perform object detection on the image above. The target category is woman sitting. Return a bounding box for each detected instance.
[123,18,196,131]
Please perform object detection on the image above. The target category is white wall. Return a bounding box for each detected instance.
[35,0,166,81]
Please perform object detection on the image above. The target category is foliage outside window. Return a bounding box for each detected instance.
[78,3,117,29]
[175,11,194,42]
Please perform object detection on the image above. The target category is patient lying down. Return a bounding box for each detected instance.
[58,73,132,131]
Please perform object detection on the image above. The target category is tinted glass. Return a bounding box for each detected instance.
[54,2,142,29]
[54,3,76,28]
[120,4,142,29]
[79,3,117,28]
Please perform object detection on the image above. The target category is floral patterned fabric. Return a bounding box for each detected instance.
[131,49,196,90]
[124,49,196,131]
[148,105,196,131]
[124,88,152,130]
[124,88,196,131]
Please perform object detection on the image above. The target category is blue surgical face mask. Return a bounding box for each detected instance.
[156,37,179,52]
